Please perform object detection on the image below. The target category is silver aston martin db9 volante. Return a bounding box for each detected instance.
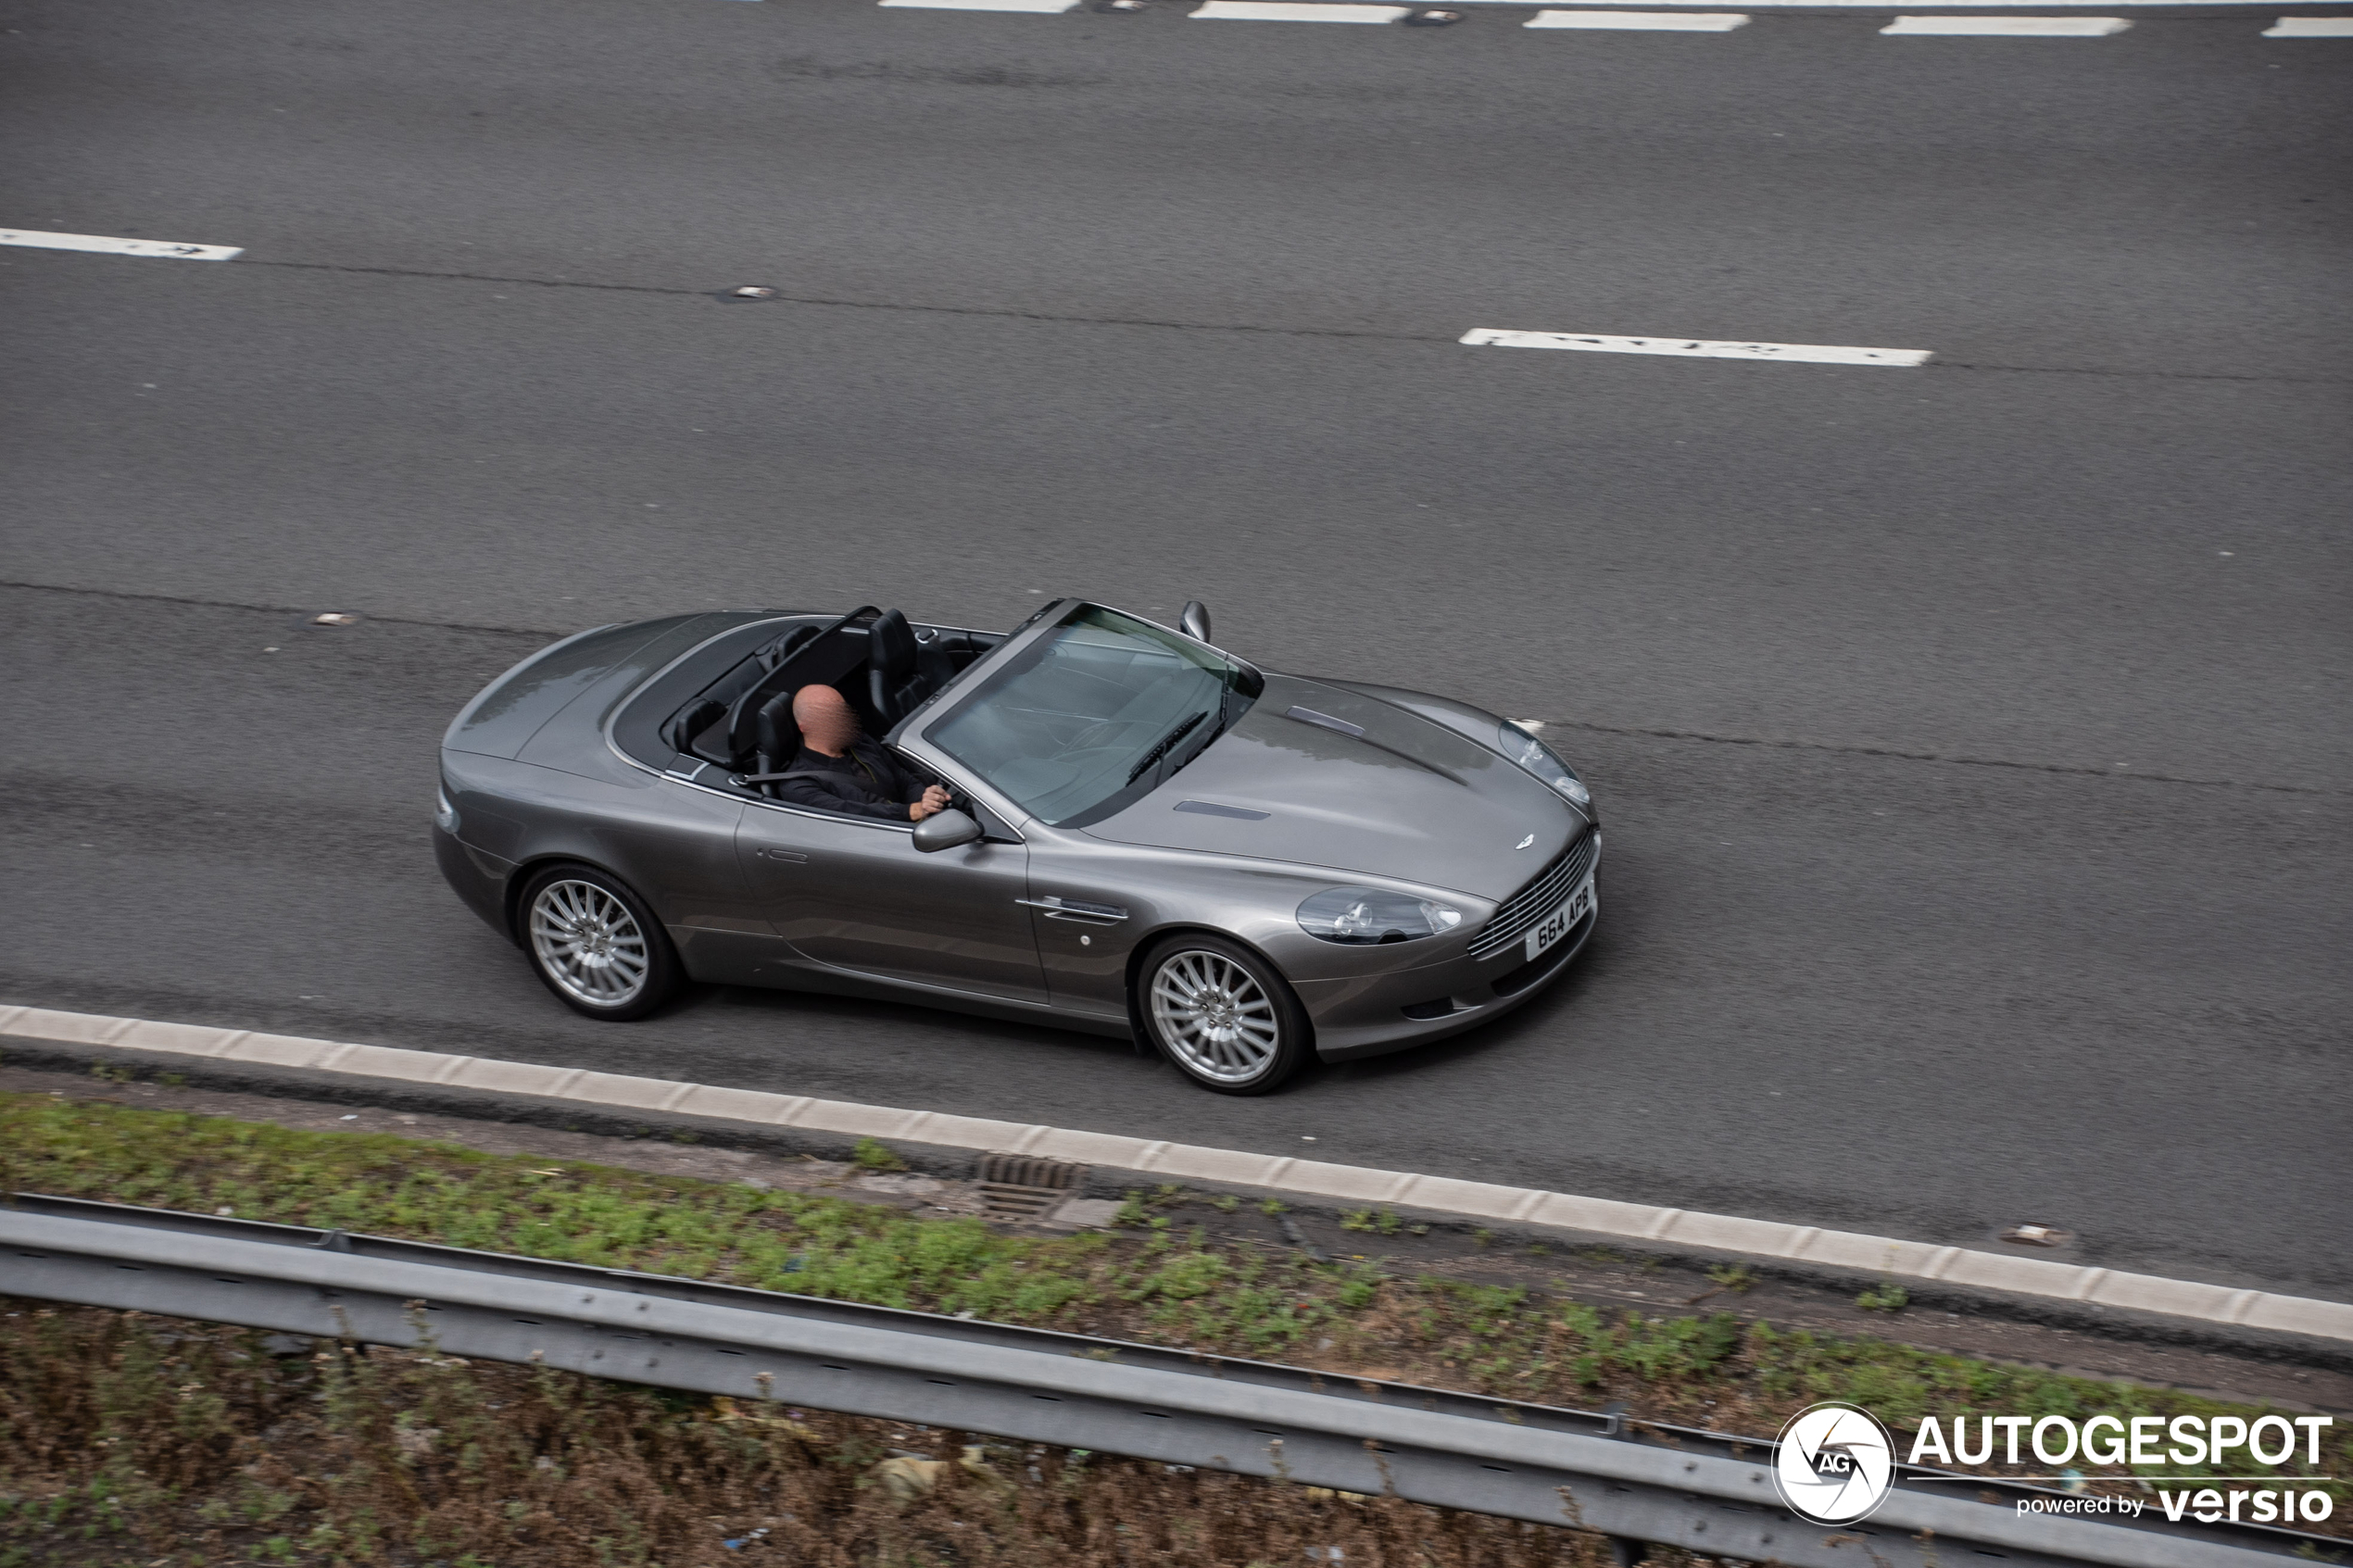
[434,599,1599,1094]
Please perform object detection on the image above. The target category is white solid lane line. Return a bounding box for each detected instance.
[1881,14,2129,31]
[1190,1,1411,20]
[0,228,243,261]
[2263,15,2353,32]
[1481,0,2258,6]
[1526,8,1748,26]
[878,0,1080,11]
[1462,327,1931,367]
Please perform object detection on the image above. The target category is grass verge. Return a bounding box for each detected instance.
[1,1090,2344,1562]
[0,1303,1623,1567]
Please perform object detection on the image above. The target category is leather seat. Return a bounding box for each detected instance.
[868,608,955,728]
[752,691,802,797]
[666,697,728,764]
[760,622,821,672]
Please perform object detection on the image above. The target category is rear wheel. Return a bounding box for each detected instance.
[1139,934,1312,1095]
[519,863,680,1021]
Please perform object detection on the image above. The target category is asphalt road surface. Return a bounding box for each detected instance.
[3,0,2347,1299]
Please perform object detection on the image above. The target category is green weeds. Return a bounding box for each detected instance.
[1855,1280,1911,1313]
[1705,1262,1759,1293]
[850,1137,907,1173]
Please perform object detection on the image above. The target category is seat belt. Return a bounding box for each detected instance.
[731,769,844,788]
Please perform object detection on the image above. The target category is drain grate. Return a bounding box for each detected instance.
[976,1153,1087,1222]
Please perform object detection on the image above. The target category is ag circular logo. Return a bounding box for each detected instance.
[1773,1401,1896,1524]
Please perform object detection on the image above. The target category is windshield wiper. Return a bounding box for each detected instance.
[1127,710,1209,785]
[1159,684,1248,780]
[1199,684,1244,746]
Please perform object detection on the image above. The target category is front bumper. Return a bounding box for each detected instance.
[1291,832,1600,1062]
[1298,896,1597,1062]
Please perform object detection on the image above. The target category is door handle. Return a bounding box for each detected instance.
[1016,896,1127,924]
[757,847,808,862]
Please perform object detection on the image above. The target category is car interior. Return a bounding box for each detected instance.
[659,607,1002,799]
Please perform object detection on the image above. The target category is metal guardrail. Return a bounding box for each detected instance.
[0,1195,2322,1568]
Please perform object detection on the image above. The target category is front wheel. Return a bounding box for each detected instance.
[1138,935,1312,1095]
[518,863,681,1021]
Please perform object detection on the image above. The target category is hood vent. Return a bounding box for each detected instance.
[1175,799,1271,821]
[1285,705,1365,738]
[1285,703,1462,783]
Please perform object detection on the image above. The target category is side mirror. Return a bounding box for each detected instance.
[911,809,983,853]
[1179,601,1213,643]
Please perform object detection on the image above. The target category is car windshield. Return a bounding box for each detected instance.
[927,605,1259,827]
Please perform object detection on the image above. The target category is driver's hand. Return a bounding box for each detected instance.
[910,784,951,822]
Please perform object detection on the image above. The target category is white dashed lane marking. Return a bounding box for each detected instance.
[1526,8,1749,26]
[1191,2,1413,19]
[1462,327,1931,367]
[877,0,1081,11]
[0,229,243,261]
[1881,13,2130,31]
[883,0,2325,31]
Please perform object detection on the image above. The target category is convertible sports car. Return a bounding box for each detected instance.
[434,598,1599,1094]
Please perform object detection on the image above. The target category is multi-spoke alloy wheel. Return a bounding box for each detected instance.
[1141,936,1309,1094]
[519,866,679,1020]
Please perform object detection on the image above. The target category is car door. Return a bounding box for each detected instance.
[1018,834,1146,1023]
[735,799,1048,1003]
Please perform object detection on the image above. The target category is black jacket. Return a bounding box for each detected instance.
[774,739,929,822]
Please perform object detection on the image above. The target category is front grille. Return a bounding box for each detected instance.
[1468,829,1597,960]
[1491,909,1592,996]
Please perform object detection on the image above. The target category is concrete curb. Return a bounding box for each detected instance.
[7,1004,2348,1348]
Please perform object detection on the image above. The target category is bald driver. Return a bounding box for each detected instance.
[775,684,953,823]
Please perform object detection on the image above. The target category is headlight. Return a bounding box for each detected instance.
[1297,887,1464,945]
[434,786,460,834]
[1499,721,1592,808]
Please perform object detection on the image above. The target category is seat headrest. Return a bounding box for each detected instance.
[870,608,917,678]
[755,690,801,763]
[761,622,821,671]
[669,696,725,755]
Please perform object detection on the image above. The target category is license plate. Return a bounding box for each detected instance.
[1524,874,1595,964]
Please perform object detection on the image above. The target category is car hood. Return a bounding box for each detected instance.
[1083,674,1582,902]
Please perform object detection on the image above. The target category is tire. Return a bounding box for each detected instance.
[1137,934,1313,1095]
[517,863,681,1022]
